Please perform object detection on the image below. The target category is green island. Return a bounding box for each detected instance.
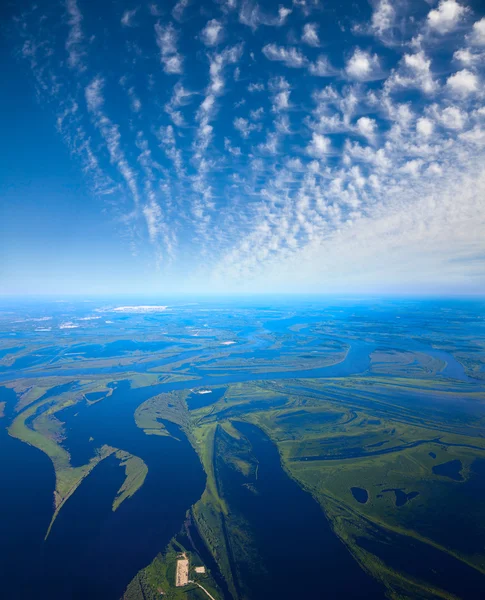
[123,372,485,600]
[1,300,484,600]
[6,376,149,537]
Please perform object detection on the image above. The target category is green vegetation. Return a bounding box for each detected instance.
[185,384,295,599]
[6,365,485,599]
[454,352,485,381]
[7,378,64,411]
[135,389,191,436]
[7,379,150,537]
[113,451,148,512]
[369,349,446,376]
[191,423,237,599]
[194,343,348,374]
[123,528,223,600]
[180,376,485,600]
[8,389,113,523]
[3,307,485,600]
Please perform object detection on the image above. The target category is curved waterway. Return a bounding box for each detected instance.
[44,381,206,600]
[217,421,385,599]
[0,329,474,599]
[0,334,472,384]
[0,338,375,382]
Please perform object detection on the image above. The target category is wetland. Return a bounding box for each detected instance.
[0,297,484,599]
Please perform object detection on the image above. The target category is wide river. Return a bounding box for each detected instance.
[0,334,474,599]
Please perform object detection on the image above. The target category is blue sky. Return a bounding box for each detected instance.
[1,0,485,296]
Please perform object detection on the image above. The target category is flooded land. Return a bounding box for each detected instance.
[0,298,484,599]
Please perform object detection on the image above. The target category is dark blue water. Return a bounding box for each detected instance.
[43,381,206,600]
[0,387,56,598]
[381,489,419,507]
[0,300,481,599]
[357,513,485,600]
[350,487,369,504]
[43,455,127,598]
[0,381,207,600]
[4,346,60,370]
[0,346,22,359]
[186,386,227,410]
[216,421,385,599]
[432,459,464,481]
[0,332,472,386]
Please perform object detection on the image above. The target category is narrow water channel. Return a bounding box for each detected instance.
[0,330,474,599]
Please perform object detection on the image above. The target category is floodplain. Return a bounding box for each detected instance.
[0,297,484,599]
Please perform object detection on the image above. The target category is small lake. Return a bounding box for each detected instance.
[1,333,472,388]
[351,487,369,504]
[381,488,419,507]
[0,310,479,600]
[186,386,227,410]
[432,459,464,481]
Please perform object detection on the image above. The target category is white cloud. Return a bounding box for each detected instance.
[416,117,434,137]
[307,132,331,157]
[273,89,291,111]
[453,48,484,66]
[109,306,168,313]
[121,8,138,27]
[164,82,194,127]
[467,17,485,46]
[85,76,104,112]
[345,49,381,81]
[149,3,162,17]
[302,23,319,46]
[84,77,141,209]
[65,0,85,71]
[356,116,377,141]
[386,51,436,94]
[20,0,485,292]
[191,44,244,234]
[172,0,189,21]
[438,105,467,129]
[248,82,265,92]
[143,199,164,243]
[239,2,292,30]
[234,117,260,137]
[128,87,142,112]
[201,19,224,46]
[155,23,183,74]
[427,0,467,34]
[262,44,308,68]
[446,69,479,96]
[224,137,242,156]
[250,107,264,120]
[258,131,280,154]
[308,55,336,77]
[370,0,395,38]
[460,125,485,146]
[157,125,185,176]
